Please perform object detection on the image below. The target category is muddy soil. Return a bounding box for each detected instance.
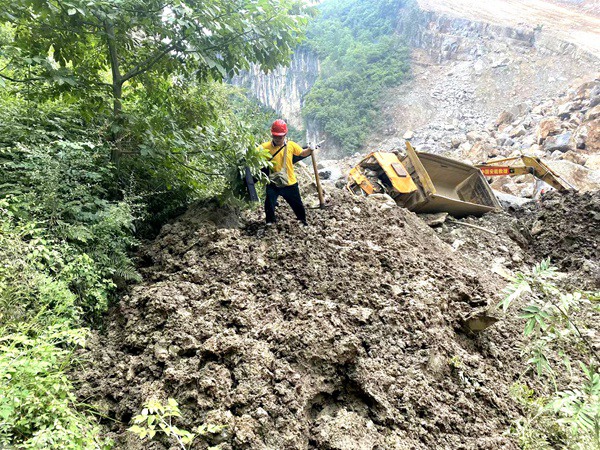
[79,186,600,450]
[434,191,600,289]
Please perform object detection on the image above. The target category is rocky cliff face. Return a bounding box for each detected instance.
[368,3,600,159]
[231,47,319,131]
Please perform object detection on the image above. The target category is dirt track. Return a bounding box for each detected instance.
[418,0,600,57]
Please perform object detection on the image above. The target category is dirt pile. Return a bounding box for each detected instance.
[432,191,600,290]
[78,189,542,450]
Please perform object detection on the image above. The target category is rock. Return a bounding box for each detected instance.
[520,135,536,148]
[561,151,586,166]
[495,110,515,127]
[495,133,511,146]
[585,119,600,153]
[509,125,526,138]
[403,130,414,140]
[367,193,397,209]
[491,56,510,68]
[458,141,472,154]
[584,104,600,121]
[493,190,532,208]
[574,125,588,149]
[543,132,573,153]
[495,103,530,127]
[574,80,597,101]
[557,102,574,119]
[462,311,499,332]
[536,116,562,143]
[451,135,466,148]
[584,154,600,170]
[546,159,600,191]
[419,212,449,227]
[466,131,486,142]
[590,87,600,107]
[530,220,544,236]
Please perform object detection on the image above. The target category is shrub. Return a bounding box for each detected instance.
[501,259,600,449]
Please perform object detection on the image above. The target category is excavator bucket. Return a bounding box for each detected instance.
[347,142,501,218]
[401,143,501,217]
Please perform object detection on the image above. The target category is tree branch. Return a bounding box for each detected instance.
[177,160,223,177]
[121,43,177,83]
[0,72,44,83]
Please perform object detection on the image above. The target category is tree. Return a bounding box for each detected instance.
[0,0,310,156]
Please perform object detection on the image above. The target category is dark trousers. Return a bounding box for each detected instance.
[265,182,307,225]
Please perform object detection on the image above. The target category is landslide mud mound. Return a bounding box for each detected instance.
[437,191,600,290]
[78,191,530,450]
[514,191,600,273]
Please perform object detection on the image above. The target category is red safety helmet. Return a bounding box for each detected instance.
[271,119,288,136]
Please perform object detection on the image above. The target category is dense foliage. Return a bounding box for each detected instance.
[0,0,310,447]
[303,0,410,153]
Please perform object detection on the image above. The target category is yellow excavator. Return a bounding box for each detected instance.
[347,141,501,217]
[475,155,575,193]
[347,143,575,217]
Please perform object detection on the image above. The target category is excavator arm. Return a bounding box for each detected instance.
[476,156,575,192]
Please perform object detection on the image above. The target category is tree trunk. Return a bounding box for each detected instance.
[105,20,123,164]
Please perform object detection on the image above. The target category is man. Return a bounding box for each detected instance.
[260,119,313,226]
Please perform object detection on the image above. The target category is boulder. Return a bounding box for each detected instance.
[543,132,573,153]
[585,119,600,153]
[560,151,586,166]
[546,159,600,192]
[584,104,600,121]
[574,125,588,149]
[536,116,562,143]
[584,154,600,171]
[509,125,527,138]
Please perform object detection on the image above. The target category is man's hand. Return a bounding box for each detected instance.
[299,146,314,158]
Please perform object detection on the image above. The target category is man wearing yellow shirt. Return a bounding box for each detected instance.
[260,119,314,226]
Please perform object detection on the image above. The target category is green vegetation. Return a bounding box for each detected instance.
[500,260,600,449]
[128,398,226,449]
[303,0,411,153]
[0,0,309,446]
